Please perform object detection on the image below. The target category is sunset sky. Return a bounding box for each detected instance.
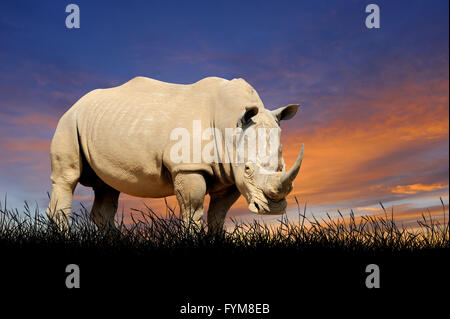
[0,0,448,227]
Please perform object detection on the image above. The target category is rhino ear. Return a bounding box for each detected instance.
[237,105,259,128]
[272,104,299,121]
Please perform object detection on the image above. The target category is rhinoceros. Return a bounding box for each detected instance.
[46,76,304,233]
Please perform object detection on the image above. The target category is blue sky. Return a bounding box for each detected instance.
[0,0,448,224]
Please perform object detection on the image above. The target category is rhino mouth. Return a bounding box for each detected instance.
[247,144,304,215]
[248,196,287,215]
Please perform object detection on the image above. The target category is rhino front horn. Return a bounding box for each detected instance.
[280,144,304,190]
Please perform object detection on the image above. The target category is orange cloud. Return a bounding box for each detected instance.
[391,183,447,194]
[356,206,380,212]
[277,64,449,220]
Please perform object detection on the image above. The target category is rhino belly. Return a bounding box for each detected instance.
[84,146,174,198]
[79,117,175,198]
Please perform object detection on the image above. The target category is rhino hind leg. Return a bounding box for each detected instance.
[47,181,79,232]
[90,182,120,234]
[207,186,241,234]
[46,115,82,231]
[173,172,207,230]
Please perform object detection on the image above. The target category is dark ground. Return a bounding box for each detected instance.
[1,245,448,317]
[1,202,448,317]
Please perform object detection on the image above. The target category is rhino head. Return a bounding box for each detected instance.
[232,104,304,215]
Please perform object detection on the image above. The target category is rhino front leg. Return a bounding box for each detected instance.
[207,186,241,234]
[173,172,207,230]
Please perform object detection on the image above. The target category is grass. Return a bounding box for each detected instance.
[1,197,448,256]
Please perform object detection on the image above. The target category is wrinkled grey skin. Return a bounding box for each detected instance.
[46,77,304,233]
